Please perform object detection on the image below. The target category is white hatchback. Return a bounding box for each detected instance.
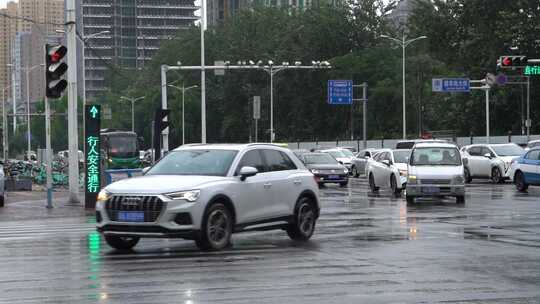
[96,144,320,251]
[406,143,465,204]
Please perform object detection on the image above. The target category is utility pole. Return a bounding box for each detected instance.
[160,65,169,151]
[168,84,198,145]
[66,0,79,203]
[120,96,145,132]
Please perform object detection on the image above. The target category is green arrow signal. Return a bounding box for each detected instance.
[90,106,99,119]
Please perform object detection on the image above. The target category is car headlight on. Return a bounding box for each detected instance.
[408,175,417,184]
[399,169,408,176]
[310,169,320,174]
[166,190,201,202]
[343,168,349,174]
[97,189,110,202]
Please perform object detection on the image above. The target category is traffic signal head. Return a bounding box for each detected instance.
[45,44,68,98]
[154,109,171,133]
[499,56,528,68]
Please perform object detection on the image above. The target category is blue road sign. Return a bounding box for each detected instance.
[328,80,353,104]
[432,78,470,92]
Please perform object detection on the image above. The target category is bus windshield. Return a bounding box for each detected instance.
[107,135,138,157]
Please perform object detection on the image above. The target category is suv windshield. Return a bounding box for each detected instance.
[490,145,525,157]
[326,150,346,158]
[392,150,411,163]
[410,147,461,166]
[304,153,338,164]
[147,149,238,176]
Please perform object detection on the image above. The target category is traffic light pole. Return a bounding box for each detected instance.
[471,80,491,143]
[45,96,52,208]
[66,0,80,203]
[162,62,330,144]
[353,83,368,149]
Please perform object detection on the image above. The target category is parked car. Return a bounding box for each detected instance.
[508,147,540,191]
[526,140,540,151]
[302,153,348,187]
[460,143,525,183]
[366,149,411,195]
[291,149,310,161]
[406,142,465,204]
[320,148,355,172]
[395,139,448,150]
[352,148,380,177]
[96,143,320,251]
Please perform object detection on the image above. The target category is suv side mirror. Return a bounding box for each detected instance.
[483,153,492,159]
[239,166,258,181]
[382,159,391,166]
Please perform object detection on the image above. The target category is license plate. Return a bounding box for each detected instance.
[422,187,440,194]
[118,211,145,222]
[328,175,339,179]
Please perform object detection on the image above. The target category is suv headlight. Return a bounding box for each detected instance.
[97,189,110,202]
[343,168,349,174]
[399,169,408,177]
[310,169,320,174]
[408,175,417,184]
[166,190,201,202]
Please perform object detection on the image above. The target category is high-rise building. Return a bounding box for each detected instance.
[18,0,64,33]
[82,0,199,100]
[0,0,65,119]
[0,1,20,98]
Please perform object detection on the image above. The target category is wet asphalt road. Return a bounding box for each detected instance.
[1,179,540,303]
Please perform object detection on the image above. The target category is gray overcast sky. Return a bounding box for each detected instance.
[0,1,8,9]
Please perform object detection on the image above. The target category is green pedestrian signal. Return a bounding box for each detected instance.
[90,106,99,118]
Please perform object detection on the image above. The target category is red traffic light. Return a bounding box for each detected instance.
[47,45,67,63]
[499,56,528,68]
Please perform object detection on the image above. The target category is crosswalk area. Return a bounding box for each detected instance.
[0,219,95,240]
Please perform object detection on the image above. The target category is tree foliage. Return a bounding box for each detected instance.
[86,1,540,148]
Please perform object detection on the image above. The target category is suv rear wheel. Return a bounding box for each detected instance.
[287,197,317,241]
[104,235,140,250]
[196,203,233,251]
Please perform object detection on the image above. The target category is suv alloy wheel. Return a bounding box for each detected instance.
[196,203,233,250]
[287,197,316,241]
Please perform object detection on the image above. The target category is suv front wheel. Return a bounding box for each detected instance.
[287,197,317,241]
[196,203,233,251]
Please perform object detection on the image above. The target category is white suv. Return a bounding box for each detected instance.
[461,144,524,183]
[96,144,320,251]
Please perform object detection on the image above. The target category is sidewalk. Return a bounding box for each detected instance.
[0,189,92,222]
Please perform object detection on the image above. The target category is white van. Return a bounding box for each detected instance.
[406,142,465,204]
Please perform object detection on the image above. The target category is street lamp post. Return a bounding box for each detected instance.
[380,34,427,139]
[168,84,198,145]
[2,85,10,161]
[24,64,44,160]
[120,96,145,132]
